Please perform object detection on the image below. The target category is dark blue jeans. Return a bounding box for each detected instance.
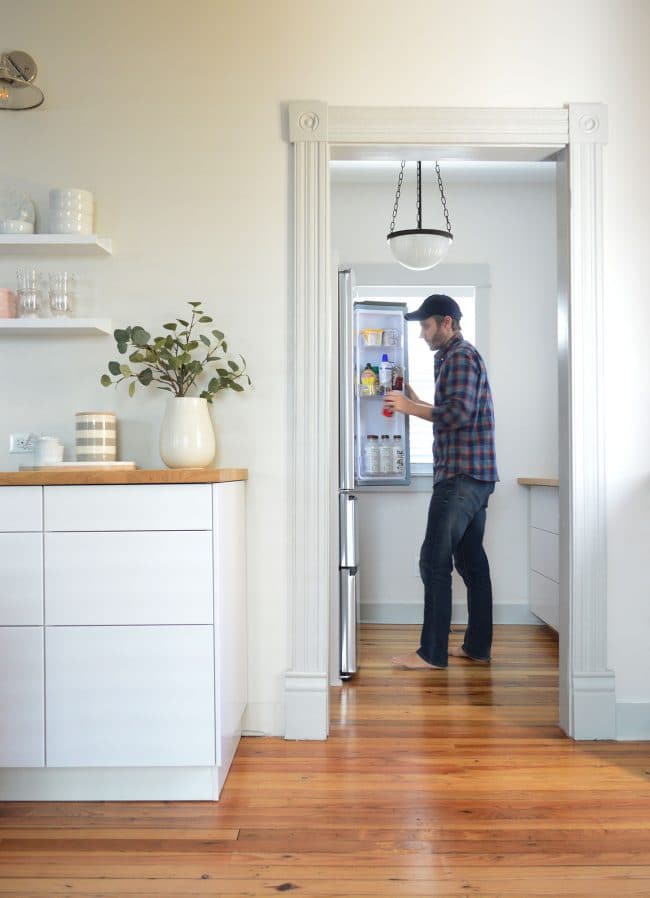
[417,475,495,668]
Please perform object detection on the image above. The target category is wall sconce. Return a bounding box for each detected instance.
[0,51,44,110]
[386,161,453,270]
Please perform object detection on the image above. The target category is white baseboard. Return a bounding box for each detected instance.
[616,702,650,740]
[284,672,328,740]
[361,602,541,626]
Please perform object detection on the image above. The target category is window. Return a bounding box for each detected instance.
[354,285,476,474]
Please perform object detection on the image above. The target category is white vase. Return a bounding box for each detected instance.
[159,396,216,469]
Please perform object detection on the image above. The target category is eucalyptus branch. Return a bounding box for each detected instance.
[101,301,251,402]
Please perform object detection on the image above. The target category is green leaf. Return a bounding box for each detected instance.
[119,364,132,376]
[228,381,244,392]
[163,322,177,331]
[188,301,202,308]
[128,381,136,397]
[129,350,145,363]
[200,334,211,347]
[100,374,112,387]
[198,315,213,323]
[108,360,121,376]
[216,368,229,376]
[138,368,153,385]
[114,328,129,343]
[189,360,202,374]
[208,377,221,393]
[222,341,228,352]
[212,329,225,341]
[177,319,189,327]
[117,342,128,355]
[227,360,239,371]
[131,326,150,346]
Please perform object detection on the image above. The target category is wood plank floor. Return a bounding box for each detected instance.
[2,624,650,897]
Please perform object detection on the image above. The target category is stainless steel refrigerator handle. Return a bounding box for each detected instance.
[339,493,358,569]
[338,269,355,490]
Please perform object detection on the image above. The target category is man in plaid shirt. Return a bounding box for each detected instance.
[385,294,498,670]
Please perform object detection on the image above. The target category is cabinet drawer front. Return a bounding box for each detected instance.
[44,484,212,532]
[45,531,213,625]
[46,625,215,767]
[530,526,559,583]
[0,487,42,532]
[0,533,43,625]
[0,627,44,767]
[530,570,559,631]
[530,486,559,533]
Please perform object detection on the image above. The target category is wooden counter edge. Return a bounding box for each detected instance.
[0,468,248,486]
[517,477,559,487]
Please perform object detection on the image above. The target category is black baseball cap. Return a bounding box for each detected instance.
[404,294,462,322]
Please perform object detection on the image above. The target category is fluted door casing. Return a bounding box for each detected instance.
[159,397,216,469]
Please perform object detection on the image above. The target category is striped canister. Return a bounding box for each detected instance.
[75,411,117,462]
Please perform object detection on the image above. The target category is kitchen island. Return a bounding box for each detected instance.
[0,468,247,800]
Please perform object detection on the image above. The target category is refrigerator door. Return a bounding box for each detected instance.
[338,269,355,491]
[339,568,359,678]
[339,492,358,569]
[354,301,411,487]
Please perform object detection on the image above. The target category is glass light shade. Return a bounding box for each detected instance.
[387,229,453,271]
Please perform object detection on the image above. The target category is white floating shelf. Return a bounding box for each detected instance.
[0,318,113,336]
[0,235,112,254]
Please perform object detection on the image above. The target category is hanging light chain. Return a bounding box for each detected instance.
[435,161,452,235]
[389,161,406,233]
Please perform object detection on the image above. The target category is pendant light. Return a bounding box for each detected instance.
[0,51,44,111]
[386,161,453,270]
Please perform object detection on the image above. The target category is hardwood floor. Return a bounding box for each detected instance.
[2,624,650,897]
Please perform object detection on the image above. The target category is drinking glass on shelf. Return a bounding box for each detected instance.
[16,267,42,318]
[48,271,75,317]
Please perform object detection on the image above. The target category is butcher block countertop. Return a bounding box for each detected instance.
[517,477,559,487]
[0,468,248,487]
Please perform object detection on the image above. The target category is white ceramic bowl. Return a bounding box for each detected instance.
[49,199,94,215]
[0,218,34,234]
[50,221,93,234]
[50,209,94,224]
[49,188,94,206]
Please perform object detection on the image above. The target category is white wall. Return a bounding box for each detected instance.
[2,0,649,731]
[332,176,558,623]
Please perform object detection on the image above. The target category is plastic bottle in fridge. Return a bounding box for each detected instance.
[392,434,405,475]
[364,434,380,474]
[378,354,393,395]
[379,435,393,474]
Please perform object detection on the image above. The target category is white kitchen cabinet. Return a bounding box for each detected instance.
[44,483,212,531]
[0,533,43,625]
[0,486,42,531]
[46,625,215,767]
[0,628,44,766]
[45,530,213,625]
[520,482,559,631]
[0,476,247,800]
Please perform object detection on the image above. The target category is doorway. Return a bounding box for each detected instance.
[284,102,615,742]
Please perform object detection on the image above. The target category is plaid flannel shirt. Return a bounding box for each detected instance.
[431,333,498,484]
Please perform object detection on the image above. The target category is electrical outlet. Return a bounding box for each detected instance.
[9,433,36,453]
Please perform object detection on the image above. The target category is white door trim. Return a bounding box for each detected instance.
[285,102,615,740]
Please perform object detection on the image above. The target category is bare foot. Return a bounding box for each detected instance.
[391,652,446,670]
[449,646,490,664]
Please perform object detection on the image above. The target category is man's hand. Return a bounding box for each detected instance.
[384,390,411,414]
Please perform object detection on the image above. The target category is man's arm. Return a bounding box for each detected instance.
[384,390,433,421]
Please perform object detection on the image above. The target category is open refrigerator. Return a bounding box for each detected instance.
[338,269,411,678]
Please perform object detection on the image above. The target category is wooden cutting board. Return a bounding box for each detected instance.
[20,461,138,472]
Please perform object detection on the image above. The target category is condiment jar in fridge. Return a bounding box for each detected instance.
[360,363,378,397]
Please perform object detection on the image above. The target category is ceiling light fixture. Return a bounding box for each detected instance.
[0,51,44,110]
[386,161,453,270]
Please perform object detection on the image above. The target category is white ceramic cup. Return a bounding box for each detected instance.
[34,436,64,466]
